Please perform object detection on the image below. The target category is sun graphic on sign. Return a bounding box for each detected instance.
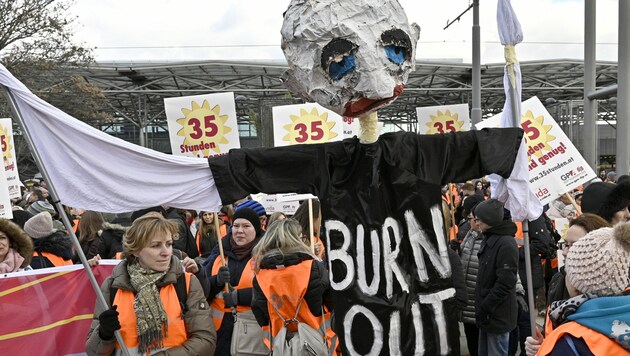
[0,125,13,163]
[425,110,465,134]
[559,225,569,240]
[176,100,232,157]
[282,108,338,145]
[521,110,556,159]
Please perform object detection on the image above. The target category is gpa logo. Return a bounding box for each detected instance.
[560,166,583,181]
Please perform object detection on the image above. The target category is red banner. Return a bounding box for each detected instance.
[0,263,117,355]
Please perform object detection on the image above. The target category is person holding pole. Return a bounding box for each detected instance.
[85,212,216,355]
[205,207,265,356]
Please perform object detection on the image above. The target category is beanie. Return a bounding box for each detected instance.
[24,212,55,239]
[10,209,34,229]
[26,200,56,217]
[235,199,266,217]
[462,195,484,217]
[582,181,630,222]
[474,199,504,226]
[232,207,262,236]
[565,222,630,296]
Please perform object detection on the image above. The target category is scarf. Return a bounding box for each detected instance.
[549,293,595,329]
[127,262,169,354]
[0,248,25,273]
[230,235,258,260]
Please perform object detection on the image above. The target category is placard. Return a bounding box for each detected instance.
[416,104,471,134]
[477,97,597,205]
[272,103,343,146]
[0,118,21,199]
[164,93,240,158]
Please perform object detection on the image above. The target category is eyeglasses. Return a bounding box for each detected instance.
[557,241,573,250]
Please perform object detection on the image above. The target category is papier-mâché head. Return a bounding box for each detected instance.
[281,0,420,117]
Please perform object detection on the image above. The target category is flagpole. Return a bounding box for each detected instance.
[1,85,131,356]
[507,68,537,336]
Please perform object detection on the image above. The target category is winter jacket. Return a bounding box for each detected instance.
[448,248,468,313]
[459,229,483,324]
[166,208,199,259]
[516,214,554,292]
[85,256,216,355]
[204,234,261,356]
[538,295,630,355]
[0,218,33,268]
[93,223,128,259]
[475,221,519,334]
[30,231,73,269]
[251,252,332,328]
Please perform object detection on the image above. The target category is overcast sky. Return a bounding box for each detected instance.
[69,0,620,64]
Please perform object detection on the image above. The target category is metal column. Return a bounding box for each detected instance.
[583,0,598,170]
[471,0,482,126]
[617,0,630,175]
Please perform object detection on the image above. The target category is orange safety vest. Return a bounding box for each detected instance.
[196,225,227,255]
[537,320,628,356]
[256,260,325,347]
[210,256,255,331]
[113,273,191,354]
[34,251,72,267]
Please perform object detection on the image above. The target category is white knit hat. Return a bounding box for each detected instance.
[24,212,55,239]
[565,222,630,296]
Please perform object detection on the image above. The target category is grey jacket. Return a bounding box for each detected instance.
[459,229,482,324]
[85,256,216,355]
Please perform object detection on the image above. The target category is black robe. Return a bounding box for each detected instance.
[209,128,523,355]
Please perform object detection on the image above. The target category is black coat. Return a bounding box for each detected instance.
[93,223,127,259]
[518,214,556,292]
[31,231,74,269]
[251,252,333,329]
[475,221,519,333]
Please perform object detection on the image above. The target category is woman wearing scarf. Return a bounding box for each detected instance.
[0,218,33,273]
[205,207,264,356]
[86,212,216,355]
[525,221,630,355]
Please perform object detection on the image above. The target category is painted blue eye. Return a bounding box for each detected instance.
[328,54,356,81]
[385,45,407,65]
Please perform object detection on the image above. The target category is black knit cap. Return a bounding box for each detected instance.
[474,198,505,226]
[232,207,262,236]
[583,181,630,222]
[463,195,484,217]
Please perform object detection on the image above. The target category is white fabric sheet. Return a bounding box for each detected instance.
[0,64,221,213]
[490,0,543,221]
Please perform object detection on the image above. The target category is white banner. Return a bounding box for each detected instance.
[416,104,471,134]
[164,93,240,158]
[272,103,344,146]
[477,97,597,205]
[254,194,301,215]
[0,118,20,199]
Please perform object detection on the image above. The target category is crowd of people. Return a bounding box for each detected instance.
[0,170,628,356]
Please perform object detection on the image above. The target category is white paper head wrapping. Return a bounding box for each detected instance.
[281,0,420,117]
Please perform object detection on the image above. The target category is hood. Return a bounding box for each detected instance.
[33,230,73,260]
[102,222,129,233]
[568,295,630,351]
[260,251,313,269]
[0,218,33,267]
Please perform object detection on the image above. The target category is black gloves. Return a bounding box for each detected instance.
[98,305,121,340]
[223,289,238,308]
[517,295,529,313]
[449,239,461,253]
[215,266,231,287]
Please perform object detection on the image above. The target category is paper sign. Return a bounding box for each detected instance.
[164,93,240,158]
[0,119,21,199]
[477,97,597,205]
[272,103,344,146]
[255,194,301,215]
[416,104,471,134]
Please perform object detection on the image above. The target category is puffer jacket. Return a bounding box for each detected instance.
[30,230,73,269]
[85,256,216,355]
[459,229,483,324]
[251,251,333,328]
